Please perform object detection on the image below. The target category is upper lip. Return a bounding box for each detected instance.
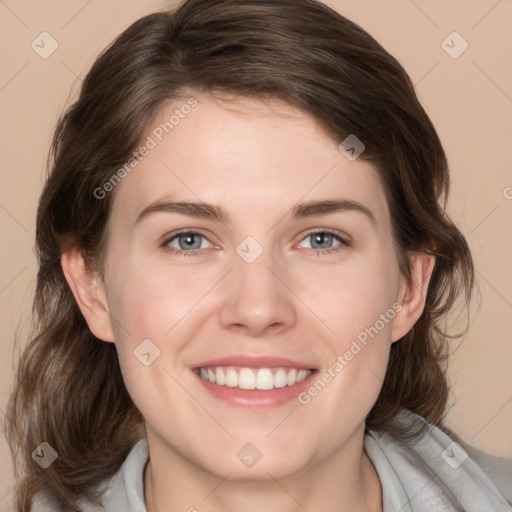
[193,355,316,370]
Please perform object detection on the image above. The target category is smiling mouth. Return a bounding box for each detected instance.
[196,366,313,391]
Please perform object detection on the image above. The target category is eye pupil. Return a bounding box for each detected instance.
[311,232,332,249]
[179,233,202,250]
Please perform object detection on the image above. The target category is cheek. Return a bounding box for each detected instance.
[106,260,213,342]
[298,249,400,345]
[103,263,202,429]
[296,249,400,407]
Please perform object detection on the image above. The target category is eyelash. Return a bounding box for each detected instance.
[160,229,351,257]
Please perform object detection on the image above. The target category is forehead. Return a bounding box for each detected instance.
[109,94,389,229]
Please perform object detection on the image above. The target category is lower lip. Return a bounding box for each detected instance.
[194,370,317,409]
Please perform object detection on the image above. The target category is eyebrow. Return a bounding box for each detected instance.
[291,199,376,225]
[135,198,376,226]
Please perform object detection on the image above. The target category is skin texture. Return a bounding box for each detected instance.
[62,94,434,512]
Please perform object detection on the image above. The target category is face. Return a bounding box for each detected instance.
[91,94,413,480]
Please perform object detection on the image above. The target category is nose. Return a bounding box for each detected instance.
[218,247,297,337]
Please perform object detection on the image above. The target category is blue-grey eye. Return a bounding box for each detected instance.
[168,232,209,250]
[300,232,341,250]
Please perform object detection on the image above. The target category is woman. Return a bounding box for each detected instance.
[5,0,511,510]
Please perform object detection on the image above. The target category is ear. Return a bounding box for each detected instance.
[61,246,114,342]
[391,252,435,343]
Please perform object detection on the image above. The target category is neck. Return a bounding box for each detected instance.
[143,428,382,512]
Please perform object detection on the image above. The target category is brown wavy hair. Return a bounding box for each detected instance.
[4,0,474,510]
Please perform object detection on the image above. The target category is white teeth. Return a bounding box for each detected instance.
[274,368,288,388]
[225,368,238,387]
[238,368,256,389]
[297,370,309,382]
[215,367,225,385]
[198,366,312,390]
[287,368,297,386]
[256,368,274,390]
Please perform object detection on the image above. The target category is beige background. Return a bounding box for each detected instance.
[1,0,511,508]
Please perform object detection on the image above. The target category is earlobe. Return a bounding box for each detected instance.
[61,246,114,343]
[390,252,435,343]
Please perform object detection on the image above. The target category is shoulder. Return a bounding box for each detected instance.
[364,409,512,512]
[459,441,512,505]
[31,487,107,512]
[31,439,149,512]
